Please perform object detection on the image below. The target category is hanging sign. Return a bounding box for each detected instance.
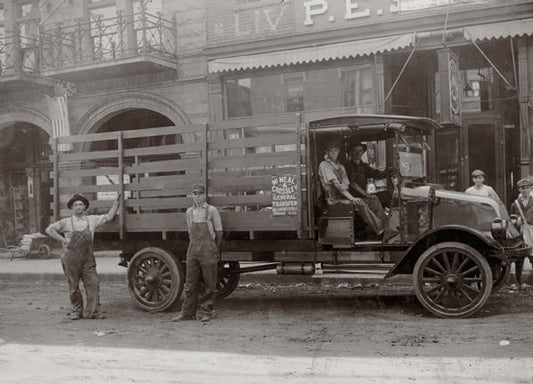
[272,174,298,216]
[438,49,461,126]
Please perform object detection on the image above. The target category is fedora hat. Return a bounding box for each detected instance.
[67,193,89,210]
[348,141,368,153]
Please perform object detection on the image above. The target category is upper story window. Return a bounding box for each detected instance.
[225,64,376,119]
[342,66,374,110]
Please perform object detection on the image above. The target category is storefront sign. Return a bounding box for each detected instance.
[272,174,298,216]
[208,0,491,42]
[438,49,461,126]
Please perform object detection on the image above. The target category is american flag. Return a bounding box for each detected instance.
[46,94,72,152]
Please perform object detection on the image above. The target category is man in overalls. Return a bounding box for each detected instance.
[172,183,222,322]
[46,193,120,320]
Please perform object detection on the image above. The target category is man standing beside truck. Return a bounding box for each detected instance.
[172,183,223,322]
[46,193,120,320]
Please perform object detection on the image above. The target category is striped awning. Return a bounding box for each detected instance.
[208,33,416,73]
[463,18,533,41]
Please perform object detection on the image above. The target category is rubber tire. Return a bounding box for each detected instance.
[413,242,493,318]
[38,244,51,259]
[198,261,240,303]
[127,247,184,312]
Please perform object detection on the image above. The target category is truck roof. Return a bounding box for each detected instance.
[308,114,441,141]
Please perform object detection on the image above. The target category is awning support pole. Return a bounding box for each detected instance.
[467,34,515,90]
[383,38,419,105]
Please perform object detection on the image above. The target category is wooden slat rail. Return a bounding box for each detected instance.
[55,124,206,144]
[52,118,307,234]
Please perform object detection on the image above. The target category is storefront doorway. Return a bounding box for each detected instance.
[0,124,52,244]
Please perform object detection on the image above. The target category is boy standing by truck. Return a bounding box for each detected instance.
[510,178,533,290]
[172,183,223,322]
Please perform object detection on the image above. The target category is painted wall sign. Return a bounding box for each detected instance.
[207,0,494,42]
[207,0,293,44]
[272,174,298,216]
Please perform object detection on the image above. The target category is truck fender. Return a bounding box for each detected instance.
[386,225,500,277]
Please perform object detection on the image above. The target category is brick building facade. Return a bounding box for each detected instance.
[0,0,533,244]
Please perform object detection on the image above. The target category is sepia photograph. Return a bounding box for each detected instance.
[1,0,533,382]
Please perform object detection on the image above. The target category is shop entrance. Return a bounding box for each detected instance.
[462,114,504,199]
[0,124,52,245]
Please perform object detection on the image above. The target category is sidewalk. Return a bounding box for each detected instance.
[0,250,410,286]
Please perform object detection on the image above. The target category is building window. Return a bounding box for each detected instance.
[225,64,376,119]
[342,66,374,111]
[284,74,304,112]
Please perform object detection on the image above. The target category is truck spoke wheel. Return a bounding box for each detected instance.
[199,261,240,303]
[127,247,183,312]
[413,242,492,318]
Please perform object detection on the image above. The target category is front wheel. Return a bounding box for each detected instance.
[413,242,492,318]
[127,247,184,312]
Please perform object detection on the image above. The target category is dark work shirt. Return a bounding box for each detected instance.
[345,160,381,192]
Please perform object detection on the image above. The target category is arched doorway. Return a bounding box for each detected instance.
[0,124,52,245]
[82,108,186,217]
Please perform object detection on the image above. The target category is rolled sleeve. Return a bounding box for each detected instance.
[210,206,223,232]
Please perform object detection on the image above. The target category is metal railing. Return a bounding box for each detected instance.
[39,10,176,70]
[0,34,42,77]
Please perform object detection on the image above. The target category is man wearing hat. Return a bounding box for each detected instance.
[510,178,533,289]
[464,169,501,201]
[46,192,120,320]
[345,142,397,232]
[172,183,222,322]
[318,140,385,235]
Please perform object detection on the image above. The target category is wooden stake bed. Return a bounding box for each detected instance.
[51,114,308,240]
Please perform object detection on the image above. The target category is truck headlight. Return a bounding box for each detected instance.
[491,218,508,241]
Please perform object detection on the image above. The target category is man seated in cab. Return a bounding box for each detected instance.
[345,142,397,210]
[318,140,385,236]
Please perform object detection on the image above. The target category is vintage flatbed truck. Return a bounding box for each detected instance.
[50,114,531,318]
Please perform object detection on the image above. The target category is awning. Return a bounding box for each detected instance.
[208,33,416,73]
[464,18,533,42]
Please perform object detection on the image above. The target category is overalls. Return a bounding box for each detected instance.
[180,214,218,319]
[61,217,100,318]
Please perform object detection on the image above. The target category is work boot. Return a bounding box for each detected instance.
[88,313,106,319]
[171,313,195,322]
[200,313,212,322]
[69,313,81,320]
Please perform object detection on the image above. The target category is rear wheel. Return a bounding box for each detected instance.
[127,247,184,312]
[199,261,240,303]
[413,242,492,318]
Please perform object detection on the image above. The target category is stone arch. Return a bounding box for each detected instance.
[0,107,52,136]
[75,92,191,136]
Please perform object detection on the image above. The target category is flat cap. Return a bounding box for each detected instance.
[471,169,485,177]
[191,183,206,193]
[517,178,532,187]
[324,140,343,150]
